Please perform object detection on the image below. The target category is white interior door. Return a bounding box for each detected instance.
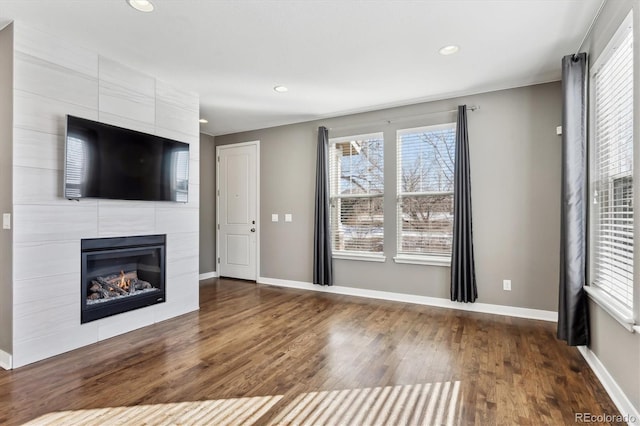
[218,143,258,280]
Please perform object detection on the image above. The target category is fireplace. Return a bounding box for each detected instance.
[81,235,166,323]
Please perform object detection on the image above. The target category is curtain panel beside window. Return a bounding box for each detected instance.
[557,53,589,346]
[450,105,478,303]
[314,126,334,286]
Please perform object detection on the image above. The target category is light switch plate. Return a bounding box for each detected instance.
[2,213,10,230]
[285,214,292,222]
[503,279,511,291]
[272,214,279,222]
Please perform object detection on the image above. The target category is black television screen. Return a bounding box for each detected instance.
[64,115,190,202]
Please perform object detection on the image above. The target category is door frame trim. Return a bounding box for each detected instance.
[216,140,261,281]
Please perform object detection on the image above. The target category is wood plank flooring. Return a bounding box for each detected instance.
[0,278,622,425]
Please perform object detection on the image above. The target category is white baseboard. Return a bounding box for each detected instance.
[257,277,557,322]
[578,346,640,425]
[0,349,12,370]
[199,271,218,280]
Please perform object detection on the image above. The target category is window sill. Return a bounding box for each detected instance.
[333,252,386,263]
[584,285,636,333]
[393,255,451,267]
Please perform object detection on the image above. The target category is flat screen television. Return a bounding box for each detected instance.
[64,115,189,202]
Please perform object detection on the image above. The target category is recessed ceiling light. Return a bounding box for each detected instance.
[199,118,208,124]
[439,45,459,56]
[273,85,288,93]
[127,0,154,12]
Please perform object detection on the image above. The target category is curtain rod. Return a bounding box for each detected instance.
[328,105,479,131]
[574,0,607,57]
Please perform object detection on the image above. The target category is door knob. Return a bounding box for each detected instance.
[250,228,256,232]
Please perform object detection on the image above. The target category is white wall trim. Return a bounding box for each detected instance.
[0,350,12,370]
[257,277,558,322]
[584,286,635,332]
[199,271,218,280]
[578,346,640,425]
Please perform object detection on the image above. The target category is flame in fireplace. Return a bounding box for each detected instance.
[118,270,130,291]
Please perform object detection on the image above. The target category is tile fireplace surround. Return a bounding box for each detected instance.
[3,22,200,369]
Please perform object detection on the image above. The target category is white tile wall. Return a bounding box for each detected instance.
[167,232,199,262]
[189,159,200,184]
[13,167,87,206]
[14,295,79,343]
[13,240,80,281]
[13,128,63,170]
[156,208,199,234]
[98,57,155,97]
[154,271,200,323]
[13,24,98,76]
[97,204,156,237]
[13,204,98,243]
[13,90,98,135]
[96,306,156,341]
[14,52,98,109]
[99,80,156,124]
[12,323,98,368]
[13,273,78,305]
[10,23,200,368]
[155,80,199,137]
[167,256,200,280]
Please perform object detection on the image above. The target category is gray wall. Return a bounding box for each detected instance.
[199,133,216,274]
[0,23,13,355]
[582,0,640,413]
[216,81,563,312]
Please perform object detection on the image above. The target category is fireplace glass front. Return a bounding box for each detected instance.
[81,234,166,323]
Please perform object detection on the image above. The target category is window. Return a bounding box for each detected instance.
[590,15,634,311]
[329,133,384,257]
[396,124,456,259]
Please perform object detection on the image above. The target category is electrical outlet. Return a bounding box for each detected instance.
[2,213,10,230]
[271,214,279,222]
[285,214,292,222]
[503,279,512,291]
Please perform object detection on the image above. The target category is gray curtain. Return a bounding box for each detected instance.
[313,126,333,286]
[557,53,589,346]
[450,105,477,303]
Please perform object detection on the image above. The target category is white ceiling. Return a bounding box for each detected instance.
[0,0,600,136]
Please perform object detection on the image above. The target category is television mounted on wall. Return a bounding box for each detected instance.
[64,115,190,202]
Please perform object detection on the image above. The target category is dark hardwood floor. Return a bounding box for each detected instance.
[0,278,622,425]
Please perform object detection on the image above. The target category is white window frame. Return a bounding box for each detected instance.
[394,123,456,267]
[329,132,386,262]
[587,11,637,332]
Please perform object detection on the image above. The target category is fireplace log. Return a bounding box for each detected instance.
[101,271,138,285]
[96,277,129,295]
[134,279,152,290]
[87,273,155,301]
[89,280,111,299]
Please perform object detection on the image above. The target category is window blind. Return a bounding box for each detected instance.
[329,134,384,254]
[592,21,634,309]
[397,124,455,256]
